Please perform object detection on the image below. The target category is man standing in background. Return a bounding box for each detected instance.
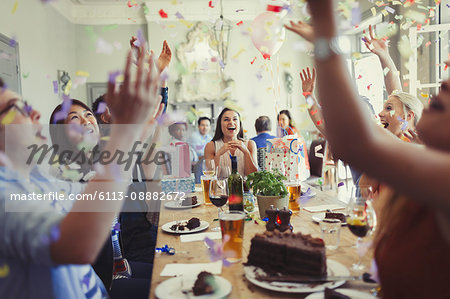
[189,117,212,183]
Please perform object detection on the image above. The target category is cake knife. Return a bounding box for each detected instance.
[256,274,376,283]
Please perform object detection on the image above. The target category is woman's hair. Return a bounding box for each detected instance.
[49,99,98,177]
[390,92,424,127]
[277,110,296,130]
[212,108,244,141]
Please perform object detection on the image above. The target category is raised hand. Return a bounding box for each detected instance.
[106,49,160,125]
[300,67,316,94]
[156,40,172,73]
[363,25,389,58]
[403,129,423,144]
[284,20,314,43]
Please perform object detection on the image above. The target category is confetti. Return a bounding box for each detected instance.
[383,67,390,76]
[316,120,323,126]
[103,24,118,31]
[425,41,432,47]
[385,6,395,14]
[357,75,362,79]
[9,37,17,48]
[390,110,395,116]
[75,71,90,77]
[310,109,318,116]
[421,92,429,98]
[108,70,121,83]
[250,57,257,64]
[159,9,168,18]
[232,48,245,59]
[0,264,10,278]
[1,110,16,125]
[204,237,232,267]
[22,72,30,79]
[371,7,377,16]
[208,0,214,8]
[63,80,72,95]
[235,8,244,12]
[127,0,137,8]
[52,81,59,94]
[405,10,426,23]
[367,84,373,90]
[96,38,114,55]
[52,97,72,123]
[397,116,408,131]
[236,21,243,26]
[267,5,282,12]
[12,0,18,14]
[175,11,184,19]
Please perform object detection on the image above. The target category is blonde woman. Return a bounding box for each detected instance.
[286,1,450,298]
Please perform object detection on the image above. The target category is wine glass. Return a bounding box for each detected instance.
[346,186,377,271]
[209,177,229,231]
[202,159,215,176]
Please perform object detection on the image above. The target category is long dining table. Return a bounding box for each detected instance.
[149,183,376,298]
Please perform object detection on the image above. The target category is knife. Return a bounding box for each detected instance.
[255,275,363,283]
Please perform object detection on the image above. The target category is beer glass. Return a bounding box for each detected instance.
[219,210,245,263]
[286,180,301,211]
[201,175,212,205]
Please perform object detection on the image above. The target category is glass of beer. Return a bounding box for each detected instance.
[219,210,245,263]
[201,175,213,205]
[286,180,301,211]
[202,159,215,176]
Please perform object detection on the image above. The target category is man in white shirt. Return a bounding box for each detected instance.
[188,117,212,183]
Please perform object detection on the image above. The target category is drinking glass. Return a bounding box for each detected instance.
[209,177,229,231]
[217,165,231,180]
[346,186,377,271]
[202,159,215,176]
[219,210,245,263]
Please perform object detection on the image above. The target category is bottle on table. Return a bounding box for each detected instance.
[228,155,244,211]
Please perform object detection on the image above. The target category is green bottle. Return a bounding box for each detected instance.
[228,155,244,211]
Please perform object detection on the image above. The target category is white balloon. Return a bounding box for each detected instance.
[250,12,286,59]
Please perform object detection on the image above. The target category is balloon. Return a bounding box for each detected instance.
[250,12,286,60]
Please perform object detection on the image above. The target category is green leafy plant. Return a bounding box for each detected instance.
[246,170,288,197]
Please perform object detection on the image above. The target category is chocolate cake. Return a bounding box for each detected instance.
[246,230,327,277]
[169,217,201,231]
[325,212,346,223]
[192,271,215,296]
[186,217,200,230]
[181,195,198,206]
[324,287,350,299]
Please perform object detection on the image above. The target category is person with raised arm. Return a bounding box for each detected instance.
[0,47,161,298]
[286,1,450,297]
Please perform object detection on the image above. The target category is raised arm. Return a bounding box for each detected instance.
[51,49,162,264]
[286,0,450,208]
[363,25,402,94]
[300,67,327,137]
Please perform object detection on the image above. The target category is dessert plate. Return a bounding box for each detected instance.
[244,259,349,293]
[155,275,232,299]
[161,220,209,234]
[305,288,376,299]
[312,213,347,226]
[164,200,201,209]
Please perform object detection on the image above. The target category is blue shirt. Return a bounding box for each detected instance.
[188,131,212,157]
[0,167,108,299]
[251,132,276,149]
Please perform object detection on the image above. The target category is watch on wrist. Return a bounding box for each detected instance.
[314,37,343,61]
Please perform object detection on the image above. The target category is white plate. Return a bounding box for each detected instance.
[155,275,232,299]
[164,200,201,209]
[161,220,209,234]
[312,213,347,226]
[244,259,349,293]
[305,288,376,299]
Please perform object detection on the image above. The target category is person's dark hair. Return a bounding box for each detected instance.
[198,116,211,126]
[277,110,296,130]
[49,99,99,179]
[212,108,244,141]
[0,77,4,88]
[255,116,271,133]
[92,94,106,124]
[168,122,187,138]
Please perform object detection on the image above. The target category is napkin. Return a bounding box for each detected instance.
[160,261,222,276]
[303,204,345,213]
[180,232,222,243]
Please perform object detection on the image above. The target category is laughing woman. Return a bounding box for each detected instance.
[286,1,450,298]
[204,108,258,177]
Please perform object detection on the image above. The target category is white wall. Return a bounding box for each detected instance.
[73,24,147,101]
[0,0,77,123]
[146,20,315,140]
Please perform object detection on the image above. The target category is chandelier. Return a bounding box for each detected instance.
[212,0,232,68]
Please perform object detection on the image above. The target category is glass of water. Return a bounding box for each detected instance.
[319,218,341,250]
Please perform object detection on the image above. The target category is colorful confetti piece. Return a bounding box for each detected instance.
[159,9,168,18]
[1,110,16,125]
[12,0,18,14]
